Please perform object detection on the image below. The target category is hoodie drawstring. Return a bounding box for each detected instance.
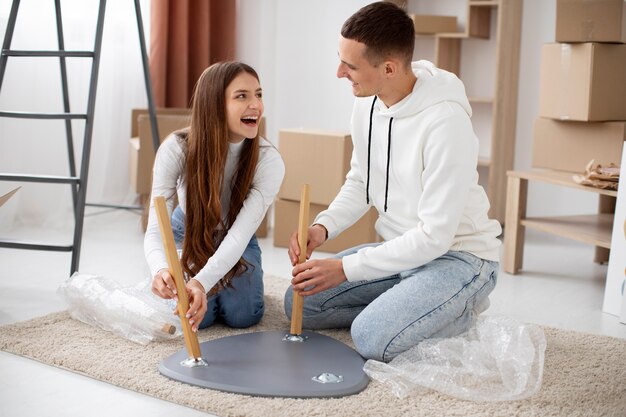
[366,96,393,213]
[366,96,376,205]
[384,117,393,212]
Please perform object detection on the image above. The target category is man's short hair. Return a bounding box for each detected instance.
[341,2,415,67]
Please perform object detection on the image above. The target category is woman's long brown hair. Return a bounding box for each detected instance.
[180,62,260,295]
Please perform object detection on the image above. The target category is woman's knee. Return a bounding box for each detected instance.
[222,303,265,328]
[198,298,219,329]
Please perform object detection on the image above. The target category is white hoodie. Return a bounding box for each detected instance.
[314,60,502,282]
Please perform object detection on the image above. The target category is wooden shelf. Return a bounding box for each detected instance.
[469,1,499,7]
[504,169,617,274]
[521,214,613,248]
[416,32,465,39]
[436,32,469,39]
[508,170,618,197]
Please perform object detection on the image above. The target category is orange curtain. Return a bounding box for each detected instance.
[150,0,236,108]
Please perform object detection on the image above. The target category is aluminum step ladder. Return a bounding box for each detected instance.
[0,0,160,274]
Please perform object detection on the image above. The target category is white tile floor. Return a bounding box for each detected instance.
[0,208,624,417]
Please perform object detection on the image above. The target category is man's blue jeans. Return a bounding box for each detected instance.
[172,206,264,329]
[284,243,498,362]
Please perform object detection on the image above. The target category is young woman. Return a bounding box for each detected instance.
[144,62,284,332]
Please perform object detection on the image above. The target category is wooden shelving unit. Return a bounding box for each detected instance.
[504,169,617,274]
[400,0,523,223]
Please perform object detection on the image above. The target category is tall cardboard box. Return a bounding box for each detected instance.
[556,0,626,43]
[538,43,626,121]
[532,118,626,172]
[273,198,378,254]
[279,129,352,205]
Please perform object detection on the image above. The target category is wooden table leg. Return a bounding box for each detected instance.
[290,184,310,336]
[154,196,202,361]
[503,174,527,274]
[594,194,615,264]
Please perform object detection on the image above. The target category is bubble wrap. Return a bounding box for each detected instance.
[58,272,182,345]
[363,316,546,402]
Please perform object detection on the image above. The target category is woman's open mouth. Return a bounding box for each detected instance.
[241,116,258,126]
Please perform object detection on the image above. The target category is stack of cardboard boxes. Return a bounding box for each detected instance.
[273,129,379,253]
[128,109,268,235]
[534,0,626,170]
[503,1,626,313]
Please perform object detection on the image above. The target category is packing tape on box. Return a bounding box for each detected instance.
[559,43,572,121]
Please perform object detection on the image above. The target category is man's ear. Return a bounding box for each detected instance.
[383,60,397,78]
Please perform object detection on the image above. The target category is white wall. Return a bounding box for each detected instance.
[237,0,365,143]
[237,0,598,218]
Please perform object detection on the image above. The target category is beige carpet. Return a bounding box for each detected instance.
[1,275,625,417]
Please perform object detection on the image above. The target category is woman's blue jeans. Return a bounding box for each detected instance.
[284,243,498,362]
[172,206,264,329]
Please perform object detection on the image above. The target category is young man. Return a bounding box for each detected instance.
[284,1,502,363]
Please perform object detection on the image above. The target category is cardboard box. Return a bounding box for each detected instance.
[278,129,352,205]
[273,198,378,253]
[135,113,191,194]
[539,43,626,121]
[532,118,626,172]
[130,108,190,137]
[256,211,269,238]
[411,14,457,34]
[556,0,626,43]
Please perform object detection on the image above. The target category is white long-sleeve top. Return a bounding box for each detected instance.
[314,60,502,282]
[144,134,285,292]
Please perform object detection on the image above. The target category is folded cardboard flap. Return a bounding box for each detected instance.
[0,187,20,208]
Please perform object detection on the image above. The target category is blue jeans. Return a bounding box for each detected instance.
[172,206,265,329]
[284,243,498,362]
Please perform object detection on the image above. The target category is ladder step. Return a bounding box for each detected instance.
[2,49,94,58]
[0,239,73,252]
[0,111,87,120]
[0,173,80,184]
